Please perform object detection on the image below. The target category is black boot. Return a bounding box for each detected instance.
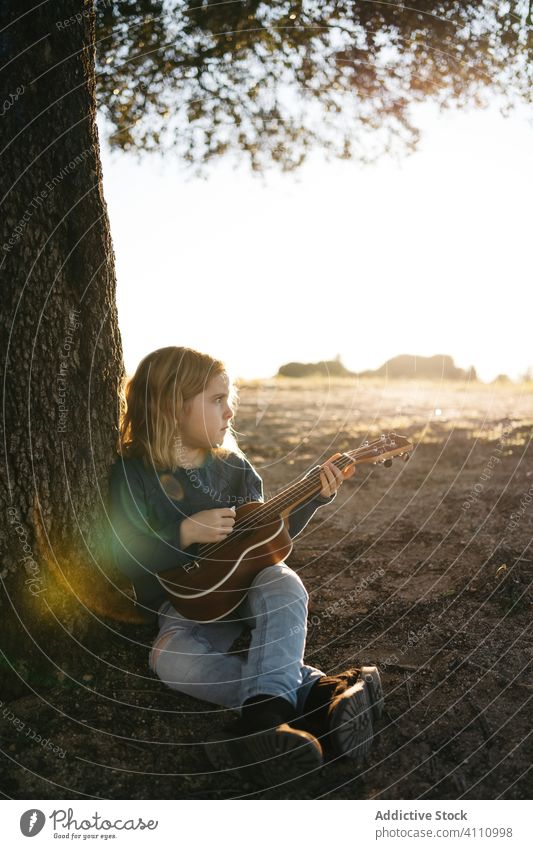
[240,693,296,730]
[292,666,384,764]
[204,693,323,786]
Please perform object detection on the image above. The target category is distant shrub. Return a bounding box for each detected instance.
[277,354,478,381]
[278,359,354,378]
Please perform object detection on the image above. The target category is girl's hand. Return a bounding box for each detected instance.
[318,453,356,498]
[180,507,236,547]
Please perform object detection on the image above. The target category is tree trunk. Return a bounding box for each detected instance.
[0,0,142,701]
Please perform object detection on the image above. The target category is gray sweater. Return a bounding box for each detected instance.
[108,450,336,619]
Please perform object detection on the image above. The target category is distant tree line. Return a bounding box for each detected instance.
[277,354,504,381]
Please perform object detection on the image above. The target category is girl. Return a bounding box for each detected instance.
[108,346,383,787]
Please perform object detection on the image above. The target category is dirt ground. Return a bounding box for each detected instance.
[1,378,532,800]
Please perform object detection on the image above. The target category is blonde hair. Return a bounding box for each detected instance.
[117,346,243,472]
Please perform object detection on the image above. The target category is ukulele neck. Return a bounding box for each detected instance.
[259,453,356,520]
[248,432,412,524]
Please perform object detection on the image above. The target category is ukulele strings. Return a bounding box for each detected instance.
[195,440,394,561]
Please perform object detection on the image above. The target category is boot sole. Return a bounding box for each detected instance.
[204,723,323,786]
[329,679,375,763]
[360,665,385,721]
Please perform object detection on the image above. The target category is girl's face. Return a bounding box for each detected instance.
[180,372,234,450]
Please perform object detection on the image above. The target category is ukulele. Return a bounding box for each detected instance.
[156,432,412,622]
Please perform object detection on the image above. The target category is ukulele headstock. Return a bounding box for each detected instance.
[347,432,413,467]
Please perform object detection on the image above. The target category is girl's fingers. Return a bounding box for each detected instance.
[327,461,343,486]
[320,465,337,495]
[322,466,335,486]
[318,457,356,498]
[319,469,331,496]
[319,458,356,495]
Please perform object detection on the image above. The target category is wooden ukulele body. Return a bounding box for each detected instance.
[157,501,293,622]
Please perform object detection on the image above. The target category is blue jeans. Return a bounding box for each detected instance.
[149,563,325,715]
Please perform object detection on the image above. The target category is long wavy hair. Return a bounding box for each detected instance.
[117,346,243,472]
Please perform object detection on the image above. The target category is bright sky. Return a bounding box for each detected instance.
[98,99,533,384]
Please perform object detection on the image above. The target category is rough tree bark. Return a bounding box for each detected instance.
[0,0,142,699]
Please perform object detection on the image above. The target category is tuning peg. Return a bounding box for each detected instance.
[403,453,410,463]
[383,459,393,468]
